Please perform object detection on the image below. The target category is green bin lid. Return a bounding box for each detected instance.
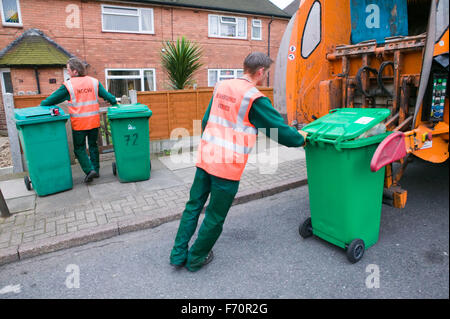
[302,108,391,144]
[107,103,152,119]
[14,106,69,126]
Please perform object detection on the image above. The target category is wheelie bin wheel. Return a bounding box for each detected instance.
[24,176,32,191]
[112,162,117,176]
[346,239,365,263]
[299,217,313,238]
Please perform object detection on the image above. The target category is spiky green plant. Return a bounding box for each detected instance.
[161,37,203,90]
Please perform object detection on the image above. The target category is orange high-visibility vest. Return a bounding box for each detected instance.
[197,78,264,181]
[63,76,100,131]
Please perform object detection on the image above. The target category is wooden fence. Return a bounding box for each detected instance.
[136,87,274,140]
[13,94,51,109]
[12,87,274,153]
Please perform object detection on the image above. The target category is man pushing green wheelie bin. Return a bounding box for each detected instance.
[170,52,308,272]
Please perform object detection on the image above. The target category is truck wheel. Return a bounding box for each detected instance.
[24,176,32,191]
[112,162,117,176]
[299,217,313,238]
[346,239,365,263]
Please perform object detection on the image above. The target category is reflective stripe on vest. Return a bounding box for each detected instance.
[70,111,100,118]
[64,76,100,131]
[201,131,253,155]
[207,114,257,135]
[196,78,264,181]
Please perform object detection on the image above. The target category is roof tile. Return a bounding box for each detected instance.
[0,29,72,66]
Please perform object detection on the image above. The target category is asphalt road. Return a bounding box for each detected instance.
[0,157,448,300]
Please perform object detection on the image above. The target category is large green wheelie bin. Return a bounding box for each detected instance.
[14,106,73,196]
[107,104,152,182]
[299,108,392,263]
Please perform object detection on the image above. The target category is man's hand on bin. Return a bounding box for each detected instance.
[298,130,308,146]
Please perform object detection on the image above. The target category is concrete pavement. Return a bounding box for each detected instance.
[0,142,307,266]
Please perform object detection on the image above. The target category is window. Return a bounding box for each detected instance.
[301,1,321,59]
[209,14,247,39]
[252,19,262,40]
[208,69,243,86]
[1,0,22,27]
[435,0,449,43]
[63,68,70,82]
[102,5,154,34]
[106,69,156,98]
[0,69,13,95]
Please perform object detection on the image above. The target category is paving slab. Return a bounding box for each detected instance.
[159,152,197,171]
[172,166,197,184]
[149,157,169,171]
[134,168,185,192]
[87,180,138,201]
[93,160,117,184]
[35,183,90,215]
[5,196,35,214]
[0,178,35,199]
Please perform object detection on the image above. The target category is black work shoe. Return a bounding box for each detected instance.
[203,250,214,266]
[93,171,100,178]
[84,170,98,183]
[170,260,186,269]
[184,251,214,272]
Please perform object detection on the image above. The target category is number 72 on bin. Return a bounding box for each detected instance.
[124,133,138,146]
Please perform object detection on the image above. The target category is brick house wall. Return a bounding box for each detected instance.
[9,68,65,95]
[0,0,289,134]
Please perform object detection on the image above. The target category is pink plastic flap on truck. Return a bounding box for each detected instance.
[370,132,407,172]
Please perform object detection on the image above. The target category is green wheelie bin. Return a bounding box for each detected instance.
[299,108,392,263]
[107,103,152,182]
[14,106,73,196]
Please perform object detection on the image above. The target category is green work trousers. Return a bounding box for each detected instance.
[170,167,240,271]
[72,128,100,175]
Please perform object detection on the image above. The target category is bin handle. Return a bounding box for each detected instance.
[310,124,348,151]
[315,134,347,151]
[306,110,340,143]
[308,123,337,145]
[307,123,327,145]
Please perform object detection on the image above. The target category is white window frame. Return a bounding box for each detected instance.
[208,69,243,87]
[1,0,23,27]
[251,19,262,40]
[63,68,70,82]
[105,68,156,97]
[101,4,154,34]
[208,14,247,39]
[0,68,13,96]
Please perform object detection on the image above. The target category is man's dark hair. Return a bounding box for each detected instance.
[67,57,86,77]
[243,52,273,75]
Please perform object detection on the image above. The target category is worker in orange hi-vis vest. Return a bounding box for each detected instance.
[41,57,117,183]
[170,52,308,272]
